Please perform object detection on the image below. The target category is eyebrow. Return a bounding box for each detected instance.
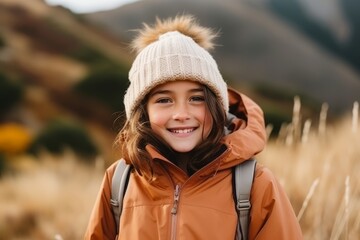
[149,88,204,97]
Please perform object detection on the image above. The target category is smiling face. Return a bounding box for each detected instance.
[146,80,213,153]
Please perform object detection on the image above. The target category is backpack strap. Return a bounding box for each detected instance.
[234,158,257,240]
[110,159,131,234]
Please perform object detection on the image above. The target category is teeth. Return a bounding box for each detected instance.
[172,128,194,134]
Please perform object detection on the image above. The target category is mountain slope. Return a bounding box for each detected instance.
[0,0,132,161]
[85,0,360,114]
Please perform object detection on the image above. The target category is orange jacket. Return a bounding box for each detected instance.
[84,89,303,240]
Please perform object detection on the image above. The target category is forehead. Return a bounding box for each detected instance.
[150,80,203,93]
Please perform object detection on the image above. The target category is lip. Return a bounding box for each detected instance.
[167,127,197,135]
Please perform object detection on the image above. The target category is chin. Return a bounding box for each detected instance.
[171,146,196,153]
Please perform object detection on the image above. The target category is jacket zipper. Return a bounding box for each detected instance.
[159,150,230,239]
[170,184,180,240]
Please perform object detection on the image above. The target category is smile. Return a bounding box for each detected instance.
[169,128,196,134]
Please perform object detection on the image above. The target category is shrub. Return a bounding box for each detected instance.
[254,83,320,111]
[264,109,292,137]
[0,72,24,116]
[74,66,129,112]
[69,46,110,65]
[29,119,98,159]
[254,83,296,102]
[0,123,32,155]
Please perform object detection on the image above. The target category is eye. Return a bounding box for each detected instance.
[190,95,205,102]
[155,98,172,104]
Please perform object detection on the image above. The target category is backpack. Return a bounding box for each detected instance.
[110,158,256,240]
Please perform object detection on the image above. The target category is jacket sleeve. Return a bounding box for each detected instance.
[249,165,303,239]
[84,163,118,240]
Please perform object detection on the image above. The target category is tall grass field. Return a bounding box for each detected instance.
[0,101,359,240]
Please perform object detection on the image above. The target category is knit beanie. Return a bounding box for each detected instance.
[124,15,228,118]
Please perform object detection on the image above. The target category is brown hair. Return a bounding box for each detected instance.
[115,84,226,178]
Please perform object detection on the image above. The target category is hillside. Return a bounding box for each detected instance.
[0,0,132,162]
[249,0,360,74]
[85,0,360,115]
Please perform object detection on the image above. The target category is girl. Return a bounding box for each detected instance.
[84,15,303,240]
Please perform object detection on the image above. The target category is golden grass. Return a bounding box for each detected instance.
[258,100,360,240]
[0,152,104,240]
[0,101,359,239]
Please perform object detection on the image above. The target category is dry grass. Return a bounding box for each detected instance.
[0,151,103,240]
[0,101,359,239]
[258,100,360,240]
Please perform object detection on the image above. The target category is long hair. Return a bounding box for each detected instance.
[115,84,226,178]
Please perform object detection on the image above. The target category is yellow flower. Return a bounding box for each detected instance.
[0,123,32,155]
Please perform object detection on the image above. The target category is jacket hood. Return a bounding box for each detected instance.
[220,88,267,169]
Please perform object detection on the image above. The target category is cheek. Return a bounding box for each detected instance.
[147,108,167,128]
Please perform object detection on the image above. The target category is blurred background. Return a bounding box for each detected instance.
[0,0,359,239]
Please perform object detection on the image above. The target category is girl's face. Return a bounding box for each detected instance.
[146,80,213,153]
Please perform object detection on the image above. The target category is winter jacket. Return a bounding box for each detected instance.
[84,89,303,240]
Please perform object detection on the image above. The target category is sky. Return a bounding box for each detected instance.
[45,0,139,13]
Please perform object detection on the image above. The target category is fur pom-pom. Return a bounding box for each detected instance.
[131,15,217,54]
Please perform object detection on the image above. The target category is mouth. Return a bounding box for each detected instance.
[168,127,197,134]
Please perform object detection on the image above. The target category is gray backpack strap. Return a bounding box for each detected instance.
[234,158,257,240]
[110,159,131,234]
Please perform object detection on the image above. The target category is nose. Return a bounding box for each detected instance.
[172,103,190,121]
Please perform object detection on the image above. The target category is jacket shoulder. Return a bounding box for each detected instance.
[252,164,283,199]
[249,164,303,239]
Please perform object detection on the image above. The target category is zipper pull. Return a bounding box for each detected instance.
[171,184,180,215]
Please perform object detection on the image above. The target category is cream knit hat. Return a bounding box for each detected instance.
[124,15,228,118]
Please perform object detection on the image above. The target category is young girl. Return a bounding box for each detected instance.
[84,15,303,240]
